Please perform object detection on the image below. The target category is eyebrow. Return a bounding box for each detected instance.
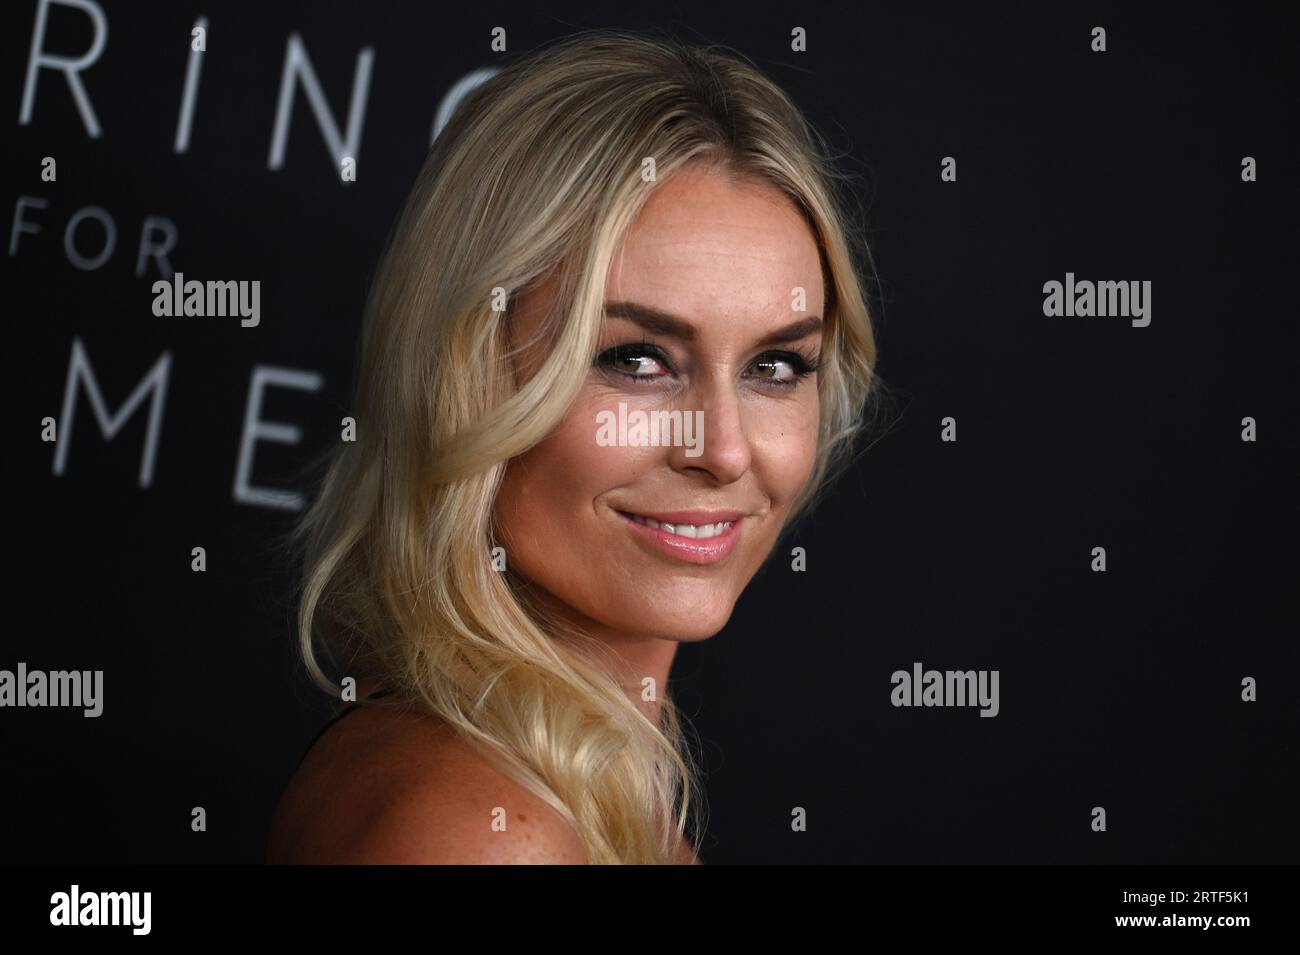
[603,301,823,347]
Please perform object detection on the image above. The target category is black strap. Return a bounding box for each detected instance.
[297,688,395,767]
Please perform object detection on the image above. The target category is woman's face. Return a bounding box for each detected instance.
[494,163,824,643]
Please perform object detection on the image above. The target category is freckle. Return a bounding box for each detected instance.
[518,814,527,822]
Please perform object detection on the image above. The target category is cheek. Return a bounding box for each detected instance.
[492,395,641,573]
[750,392,820,509]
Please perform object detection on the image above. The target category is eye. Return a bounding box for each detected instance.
[747,349,821,388]
[594,343,673,381]
[594,344,822,388]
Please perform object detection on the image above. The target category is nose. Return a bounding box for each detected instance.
[667,373,752,484]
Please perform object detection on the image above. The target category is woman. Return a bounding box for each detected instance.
[266,27,881,865]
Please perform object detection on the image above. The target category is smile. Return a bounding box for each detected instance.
[615,509,743,564]
[623,513,733,538]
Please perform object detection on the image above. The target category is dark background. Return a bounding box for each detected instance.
[3,1,1296,863]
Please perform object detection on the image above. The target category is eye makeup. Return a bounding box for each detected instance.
[593,339,820,389]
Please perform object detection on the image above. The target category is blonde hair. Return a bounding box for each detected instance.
[285,27,882,864]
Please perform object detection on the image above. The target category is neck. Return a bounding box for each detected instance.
[526,590,681,725]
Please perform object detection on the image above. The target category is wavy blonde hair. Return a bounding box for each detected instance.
[285,27,882,864]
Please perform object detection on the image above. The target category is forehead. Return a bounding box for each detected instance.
[607,166,824,318]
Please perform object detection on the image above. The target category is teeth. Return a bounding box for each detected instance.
[625,513,733,539]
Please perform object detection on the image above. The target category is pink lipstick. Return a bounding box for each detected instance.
[615,509,743,564]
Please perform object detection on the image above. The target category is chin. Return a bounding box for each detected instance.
[608,594,738,642]
[662,622,730,643]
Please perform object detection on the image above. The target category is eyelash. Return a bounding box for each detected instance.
[594,338,821,389]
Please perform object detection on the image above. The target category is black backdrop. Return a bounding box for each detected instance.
[3,1,1296,865]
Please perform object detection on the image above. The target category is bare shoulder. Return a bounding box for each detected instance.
[267,701,589,864]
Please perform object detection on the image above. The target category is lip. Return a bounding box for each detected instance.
[615,508,743,565]
[622,508,744,525]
